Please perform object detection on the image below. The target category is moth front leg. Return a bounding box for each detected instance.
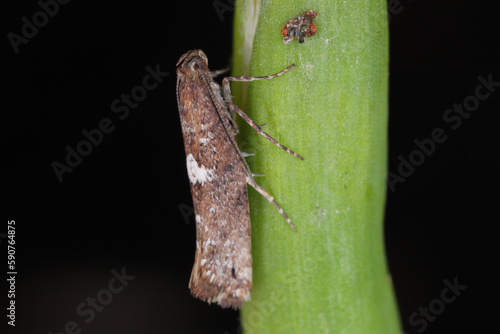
[221,64,295,105]
[210,66,231,78]
[220,65,303,160]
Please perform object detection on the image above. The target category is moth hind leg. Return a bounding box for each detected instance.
[246,176,297,232]
[220,65,301,232]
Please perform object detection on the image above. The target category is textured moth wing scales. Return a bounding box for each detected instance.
[177,49,301,309]
[176,50,252,309]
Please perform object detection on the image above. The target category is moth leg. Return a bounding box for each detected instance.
[219,65,301,232]
[221,65,303,160]
[221,64,295,104]
[210,66,231,78]
[225,110,239,135]
[228,104,304,161]
[246,176,297,232]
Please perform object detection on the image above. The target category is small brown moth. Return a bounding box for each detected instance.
[176,49,303,309]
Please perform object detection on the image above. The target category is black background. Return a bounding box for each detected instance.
[2,1,499,333]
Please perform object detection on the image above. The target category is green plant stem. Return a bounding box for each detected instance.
[232,0,400,333]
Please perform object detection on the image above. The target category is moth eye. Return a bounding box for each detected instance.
[196,61,209,72]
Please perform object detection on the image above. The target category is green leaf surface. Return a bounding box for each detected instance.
[232,0,400,333]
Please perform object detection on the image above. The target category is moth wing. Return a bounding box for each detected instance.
[177,76,252,309]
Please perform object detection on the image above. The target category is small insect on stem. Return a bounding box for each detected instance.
[176,49,303,308]
[281,10,318,44]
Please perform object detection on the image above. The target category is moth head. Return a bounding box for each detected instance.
[176,49,210,76]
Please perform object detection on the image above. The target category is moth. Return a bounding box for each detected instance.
[176,49,303,308]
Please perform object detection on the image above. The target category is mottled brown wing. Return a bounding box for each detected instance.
[177,74,252,309]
